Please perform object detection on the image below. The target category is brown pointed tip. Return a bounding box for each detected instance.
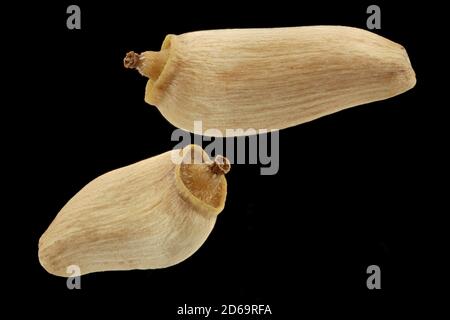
[124,51,141,69]
[210,155,231,175]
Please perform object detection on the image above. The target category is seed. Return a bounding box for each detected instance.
[125,26,416,136]
[38,145,230,276]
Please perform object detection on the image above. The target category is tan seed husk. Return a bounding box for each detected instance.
[38,145,230,277]
[125,26,416,136]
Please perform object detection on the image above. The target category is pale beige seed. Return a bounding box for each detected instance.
[38,145,230,277]
[125,26,416,136]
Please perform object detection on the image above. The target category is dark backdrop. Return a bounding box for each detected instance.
[29,1,444,317]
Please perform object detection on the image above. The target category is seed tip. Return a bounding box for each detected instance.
[124,51,141,69]
[210,155,231,175]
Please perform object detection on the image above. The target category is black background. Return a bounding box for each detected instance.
[29,0,445,317]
